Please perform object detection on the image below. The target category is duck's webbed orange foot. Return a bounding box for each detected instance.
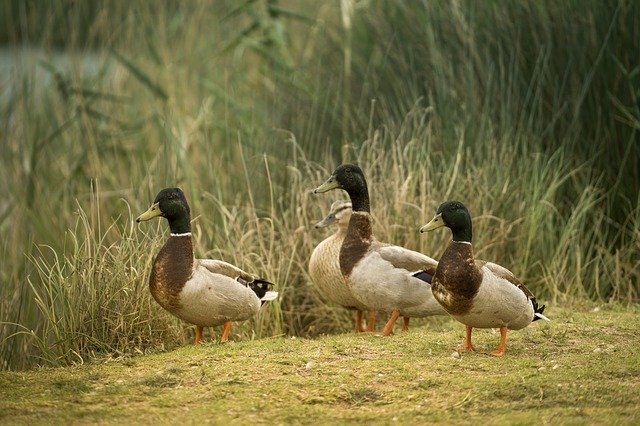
[461,325,475,352]
[401,316,410,332]
[195,325,204,345]
[366,310,377,332]
[220,320,232,342]
[490,326,508,357]
[380,309,400,336]
[461,342,475,352]
[355,310,366,333]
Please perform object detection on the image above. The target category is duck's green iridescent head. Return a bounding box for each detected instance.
[420,200,473,243]
[313,164,370,212]
[137,188,191,234]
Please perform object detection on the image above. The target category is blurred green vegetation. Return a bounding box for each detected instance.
[0,0,638,371]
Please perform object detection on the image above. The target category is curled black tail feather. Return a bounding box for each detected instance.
[532,299,546,322]
[248,278,274,300]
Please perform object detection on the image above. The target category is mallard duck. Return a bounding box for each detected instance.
[309,200,377,332]
[313,164,447,336]
[136,188,278,344]
[420,200,549,356]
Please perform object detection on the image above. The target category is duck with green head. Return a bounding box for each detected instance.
[313,164,447,336]
[309,200,377,333]
[136,188,278,344]
[420,201,549,356]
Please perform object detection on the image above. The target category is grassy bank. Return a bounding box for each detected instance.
[1,306,639,424]
[1,0,638,370]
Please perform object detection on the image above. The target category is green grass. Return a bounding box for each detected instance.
[0,0,638,371]
[1,306,639,424]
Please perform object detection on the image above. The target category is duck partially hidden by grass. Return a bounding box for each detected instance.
[420,200,549,356]
[309,200,377,333]
[314,164,447,336]
[136,188,278,344]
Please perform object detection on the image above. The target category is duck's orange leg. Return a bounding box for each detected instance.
[366,310,377,332]
[195,326,204,345]
[220,320,232,342]
[380,309,401,336]
[354,310,365,333]
[401,316,410,332]
[490,326,508,357]
[461,325,475,352]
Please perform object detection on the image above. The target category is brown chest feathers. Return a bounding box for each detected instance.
[149,235,194,312]
[339,212,372,277]
[433,242,482,315]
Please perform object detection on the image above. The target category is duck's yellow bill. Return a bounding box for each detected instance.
[136,202,162,222]
[313,175,340,194]
[420,213,444,233]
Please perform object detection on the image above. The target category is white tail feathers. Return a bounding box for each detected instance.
[535,312,551,322]
[261,291,279,302]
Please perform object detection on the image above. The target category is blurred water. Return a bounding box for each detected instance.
[0,46,113,107]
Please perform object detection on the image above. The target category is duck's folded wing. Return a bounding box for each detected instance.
[481,261,548,320]
[376,243,438,275]
[481,261,535,299]
[197,259,254,282]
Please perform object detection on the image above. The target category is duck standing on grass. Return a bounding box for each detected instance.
[313,164,447,336]
[309,200,377,332]
[420,200,549,356]
[136,188,278,344]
